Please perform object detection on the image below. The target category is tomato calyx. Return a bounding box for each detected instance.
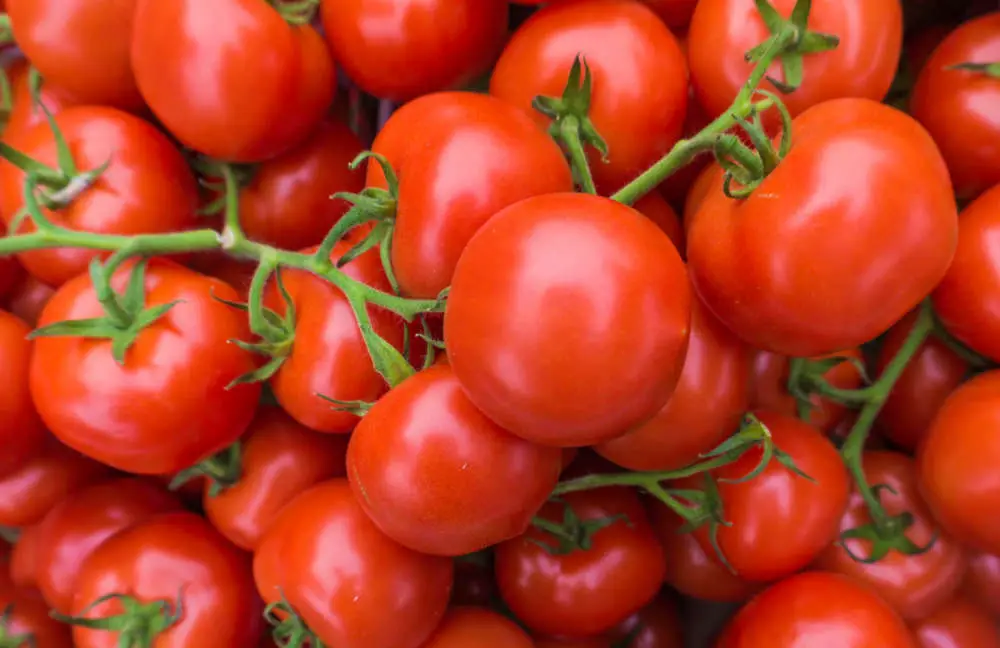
[946,61,1000,79]
[837,483,937,564]
[267,0,322,26]
[0,605,34,648]
[315,394,374,418]
[744,0,840,94]
[53,591,184,647]
[190,158,257,218]
[264,598,324,648]
[169,441,244,498]
[712,90,793,199]
[787,354,871,419]
[530,499,632,555]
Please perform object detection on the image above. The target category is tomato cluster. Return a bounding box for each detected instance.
[0,0,999,647]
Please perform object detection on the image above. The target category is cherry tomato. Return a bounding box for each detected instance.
[495,487,666,639]
[490,0,689,191]
[608,592,684,648]
[69,512,261,648]
[911,13,1000,200]
[631,191,685,255]
[321,0,507,102]
[30,259,261,475]
[4,60,84,141]
[131,0,334,162]
[963,550,1000,616]
[0,310,46,477]
[420,607,534,648]
[688,98,958,357]
[642,0,698,29]
[9,523,41,590]
[445,192,691,447]
[254,479,453,648]
[7,0,143,109]
[202,406,349,552]
[3,272,55,327]
[0,106,200,287]
[0,587,72,647]
[595,297,750,471]
[912,597,1000,648]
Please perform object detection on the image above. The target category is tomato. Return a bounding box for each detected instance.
[688,98,958,357]
[932,184,1000,363]
[445,192,691,447]
[30,260,261,475]
[266,242,404,434]
[0,588,72,647]
[202,406,349,552]
[33,478,182,615]
[716,572,917,647]
[130,0,334,162]
[420,607,533,648]
[918,370,1000,555]
[321,0,507,102]
[631,191,685,255]
[595,297,750,471]
[7,0,143,110]
[69,512,261,648]
[495,487,666,638]
[3,272,55,327]
[490,0,689,191]
[690,410,850,582]
[963,550,1000,616]
[0,106,199,287]
[912,597,1000,648]
[254,479,453,648]
[911,13,1000,200]
[682,162,722,235]
[608,593,684,648]
[688,0,902,124]
[642,0,698,29]
[9,523,40,590]
[0,310,46,477]
[4,60,84,141]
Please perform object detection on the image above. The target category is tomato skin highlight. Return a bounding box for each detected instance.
[912,597,1000,648]
[419,607,534,648]
[0,310,46,478]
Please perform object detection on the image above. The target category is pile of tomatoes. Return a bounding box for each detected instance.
[1,0,1000,646]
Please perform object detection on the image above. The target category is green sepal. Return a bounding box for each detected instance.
[744,0,841,95]
[529,500,631,556]
[170,442,244,498]
[315,394,374,417]
[51,590,183,645]
[531,55,609,160]
[837,484,938,564]
[947,61,1000,78]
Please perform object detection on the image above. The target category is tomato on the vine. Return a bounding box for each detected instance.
[0,310,46,478]
[419,607,534,648]
[0,587,72,647]
[912,597,1000,648]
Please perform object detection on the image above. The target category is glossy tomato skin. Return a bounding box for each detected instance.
[254,479,453,648]
[0,310,46,477]
[0,587,73,647]
[131,0,334,162]
[912,597,1000,648]
[4,60,84,141]
[688,98,958,357]
[203,406,348,552]
[33,478,182,615]
[70,512,261,648]
[964,550,1000,616]
[420,607,534,648]
[7,0,143,109]
[490,0,688,190]
[911,13,1000,200]
[30,260,261,475]
[445,192,691,447]
[595,297,750,471]
[0,106,199,287]
[495,488,666,639]
[321,0,507,102]
[918,370,1000,555]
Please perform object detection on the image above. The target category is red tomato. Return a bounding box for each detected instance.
[595,297,750,471]
[631,191,685,255]
[642,0,698,29]
[608,593,684,648]
[0,310,46,477]
[688,98,958,357]
[911,13,1000,200]
[0,587,72,647]
[9,523,41,590]
[495,487,666,639]
[7,0,143,109]
[490,0,689,191]
[202,406,348,552]
[0,106,199,287]
[4,60,84,141]
[445,192,691,447]
[420,607,533,648]
[912,597,1000,648]
[130,0,334,162]
[716,572,917,647]
[30,260,261,475]
[321,0,507,102]
[682,162,722,235]
[3,272,55,327]
[33,478,182,615]
[69,512,261,648]
[254,479,453,648]
[918,370,1000,555]
[963,550,1000,616]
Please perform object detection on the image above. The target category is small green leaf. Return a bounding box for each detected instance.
[227,354,288,389]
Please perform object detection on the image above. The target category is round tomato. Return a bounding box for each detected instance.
[130,0,334,162]
[490,0,688,191]
[420,607,533,648]
[0,310,46,477]
[4,60,84,142]
[688,98,958,357]
[445,192,691,447]
[595,297,750,471]
[963,550,1000,616]
[9,523,41,590]
[0,587,72,647]
[912,597,1000,648]
[202,406,349,552]
[30,260,261,475]
[69,512,261,648]
[0,106,199,287]
[911,12,1000,200]
[608,593,684,648]
[254,479,453,648]
[3,272,55,327]
[495,487,666,639]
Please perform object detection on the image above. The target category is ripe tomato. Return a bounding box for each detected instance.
[202,406,348,552]
[3,272,55,327]
[595,297,750,471]
[420,607,533,648]
[495,487,666,639]
[348,364,562,556]
[0,106,199,287]
[911,13,1000,200]
[0,310,46,477]
[30,260,261,475]
[631,191,685,255]
[321,0,507,102]
[716,572,917,647]
[130,0,334,162]
[490,0,689,191]
[918,370,1000,555]
[682,162,722,235]
[7,0,143,109]
[642,0,698,29]
[9,523,41,590]
[688,98,958,357]
[0,587,72,647]
[4,60,84,141]
[69,512,261,648]
[608,593,684,648]
[33,478,182,615]
[445,192,691,447]
[963,550,1000,616]
[912,597,1000,648]
[254,479,453,648]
